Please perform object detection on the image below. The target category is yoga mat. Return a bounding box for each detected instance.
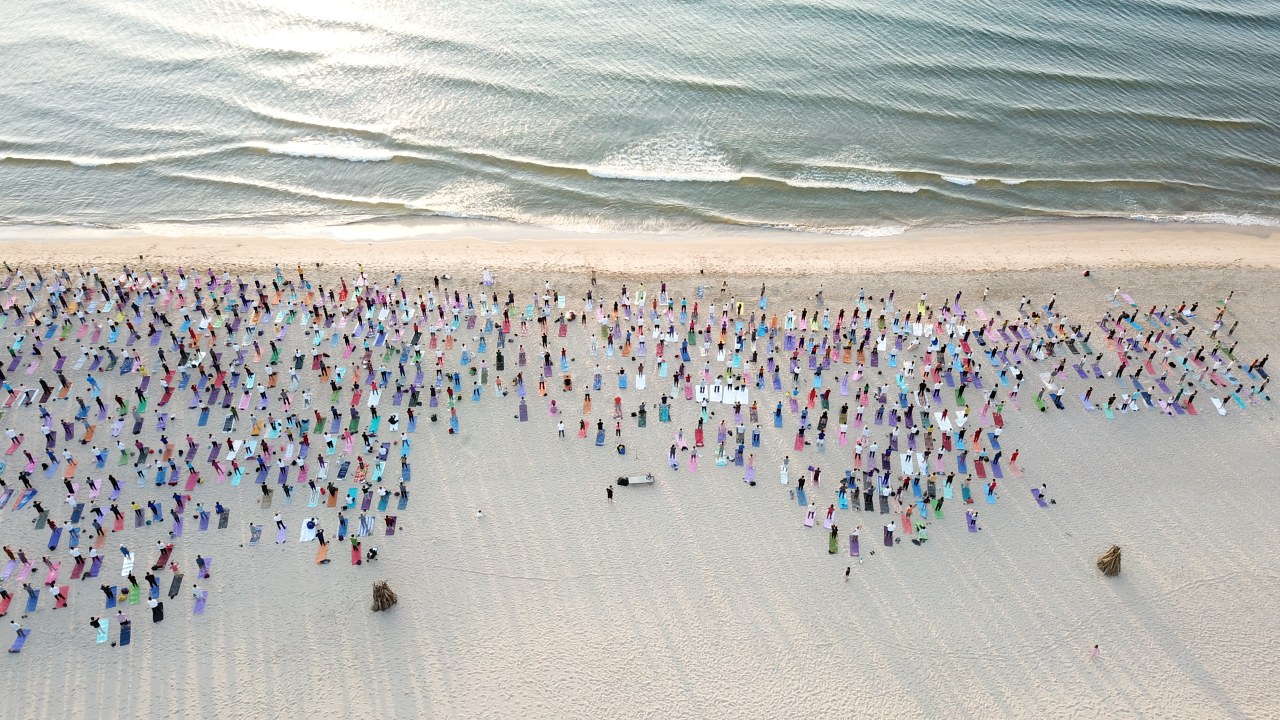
[8,630,30,653]
[1032,488,1049,508]
[194,591,208,615]
[168,574,183,599]
[96,618,109,644]
[15,489,36,510]
[119,620,131,646]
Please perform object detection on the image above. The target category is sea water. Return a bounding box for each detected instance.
[0,0,1277,237]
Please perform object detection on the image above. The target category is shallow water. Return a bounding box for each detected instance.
[1,0,1278,236]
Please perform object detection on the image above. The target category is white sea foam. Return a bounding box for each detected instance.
[785,169,921,194]
[0,139,400,167]
[589,137,742,182]
[240,102,391,136]
[411,179,512,216]
[941,175,978,186]
[167,171,415,208]
[755,221,910,237]
[1127,212,1280,228]
[247,139,395,162]
[0,146,238,168]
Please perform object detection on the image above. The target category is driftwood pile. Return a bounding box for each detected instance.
[372,580,398,611]
[1096,546,1121,577]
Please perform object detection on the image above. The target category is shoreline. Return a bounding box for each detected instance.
[0,218,1277,277]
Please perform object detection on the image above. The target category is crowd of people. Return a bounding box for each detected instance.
[0,261,1266,652]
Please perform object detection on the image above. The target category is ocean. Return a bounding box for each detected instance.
[1,0,1278,237]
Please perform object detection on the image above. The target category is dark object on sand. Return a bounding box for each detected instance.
[1097,545,1121,576]
[372,580,398,611]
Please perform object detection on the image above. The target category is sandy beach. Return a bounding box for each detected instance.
[0,221,1277,720]
[2,218,1279,277]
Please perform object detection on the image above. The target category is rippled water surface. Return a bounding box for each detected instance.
[1,0,1278,236]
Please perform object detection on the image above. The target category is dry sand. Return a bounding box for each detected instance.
[1,221,1278,719]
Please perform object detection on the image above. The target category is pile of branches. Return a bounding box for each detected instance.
[1096,546,1121,577]
[372,580,398,611]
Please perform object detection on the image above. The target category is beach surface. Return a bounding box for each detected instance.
[1,221,1278,720]
[2,219,1279,277]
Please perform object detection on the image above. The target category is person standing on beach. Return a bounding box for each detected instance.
[606,486,613,501]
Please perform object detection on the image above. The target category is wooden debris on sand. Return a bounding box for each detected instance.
[372,580,398,611]
[1097,546,1121,577]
